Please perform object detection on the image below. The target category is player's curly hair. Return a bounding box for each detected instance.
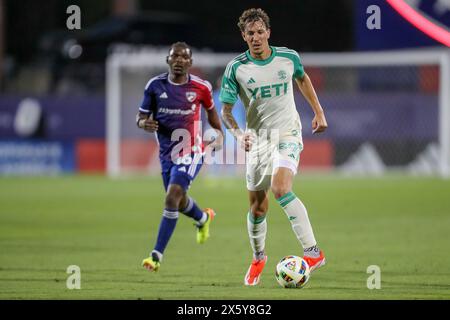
[237,8,271,32]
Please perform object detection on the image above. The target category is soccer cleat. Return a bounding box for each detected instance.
[196,208,215,244]
[142,252,161,272]
[303,250,326,273]
[244,255,268,286]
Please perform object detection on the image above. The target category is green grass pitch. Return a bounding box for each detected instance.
[0,174,449,299]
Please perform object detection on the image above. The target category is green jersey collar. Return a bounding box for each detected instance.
[245,46,276,66]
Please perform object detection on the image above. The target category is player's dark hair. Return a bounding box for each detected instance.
[169,42,192,57]
[237,8,271,32]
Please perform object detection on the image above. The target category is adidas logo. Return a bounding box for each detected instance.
[247,77,256,84]
[289,216,297,221]
[178,167,186,172]
[160,92,168,99]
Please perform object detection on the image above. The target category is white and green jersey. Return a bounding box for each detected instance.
[219,46,305,133]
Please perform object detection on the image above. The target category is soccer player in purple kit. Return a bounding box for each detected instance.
[137,42,224,272]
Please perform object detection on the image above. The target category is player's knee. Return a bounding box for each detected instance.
[250,201,268,217]
[178,194,189,211]
[251,207,267,217]
[165,196,179,209]
[271,184,291,200]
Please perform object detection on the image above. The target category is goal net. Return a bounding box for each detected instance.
[106,47,450,178]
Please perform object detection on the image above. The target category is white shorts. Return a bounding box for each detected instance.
[246,130,303,191]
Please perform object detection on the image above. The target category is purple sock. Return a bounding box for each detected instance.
[181,197,204,222]
[154,208,178,254]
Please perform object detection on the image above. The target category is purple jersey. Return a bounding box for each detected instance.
[139,73,214,162]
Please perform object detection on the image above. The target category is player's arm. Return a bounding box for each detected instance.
[221,103,242,137]
[220,64,253,151]
[136,112,158,132]
[205,107,224,151]
[221,103,253,151]
[295,73,328,134]
[136,84,158,132]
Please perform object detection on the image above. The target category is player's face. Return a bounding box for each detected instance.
[241,20,271,56]
[167,47,192,76]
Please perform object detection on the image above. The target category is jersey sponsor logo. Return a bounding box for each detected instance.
[247,82,289,99]
[159,107,194,115]
[160,92,168,99]
[186,92,197,102]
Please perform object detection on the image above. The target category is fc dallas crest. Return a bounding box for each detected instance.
[186,92,197,102]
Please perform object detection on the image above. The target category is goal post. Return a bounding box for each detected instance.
[301,49,450,178]
[106,47,450,178]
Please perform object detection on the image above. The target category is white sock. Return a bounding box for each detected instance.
[151,250,163,262]
[196,212,208,227]
[304,245,321,258]
[276,192,317,249]
[247,212,267,260]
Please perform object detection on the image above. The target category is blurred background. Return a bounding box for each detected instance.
[0,0,449,177]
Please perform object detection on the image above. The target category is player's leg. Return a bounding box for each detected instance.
[178,152,215,243]
[272,167,318,248]
[179,193,215,244]
[142,169,170,271]
[271,149,325,272]
[248,190,269,260]
[143,183,184,272]
[244,189,269,286]
[244,147,272,286]
[146,152,214,250]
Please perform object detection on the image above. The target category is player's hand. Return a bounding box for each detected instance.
[238,132,255,152]
[312,111,328,134]
[141,118,159,132]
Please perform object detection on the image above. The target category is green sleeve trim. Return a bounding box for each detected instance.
[219,57,245,105]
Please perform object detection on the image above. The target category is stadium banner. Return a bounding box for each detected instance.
[355,0,449,49]
[0,96,105,139]
[75,139,106,173]
[297,93,438,141]
[0,140,75,175]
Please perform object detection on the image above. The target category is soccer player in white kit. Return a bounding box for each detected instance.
[219,8,328,286]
